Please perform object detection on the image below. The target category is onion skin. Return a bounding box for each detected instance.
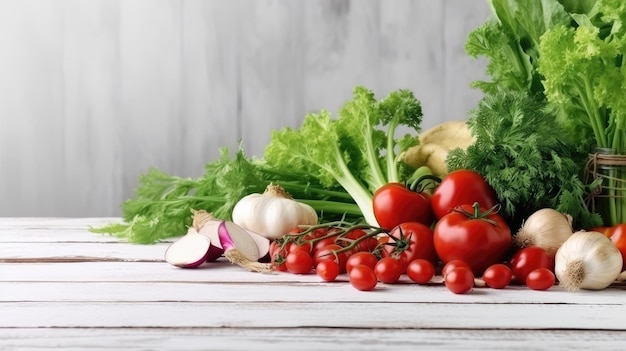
[514,208,573,257]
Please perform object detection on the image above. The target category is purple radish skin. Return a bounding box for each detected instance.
[164,231,212,268]
[217,221,272,273]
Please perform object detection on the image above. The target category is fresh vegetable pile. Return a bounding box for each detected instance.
[90,0,626,294]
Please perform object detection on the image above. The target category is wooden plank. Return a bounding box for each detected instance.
[1,300,624,330]
[238,0,305,157]
[0,327,623,351]
[0,229,132,243]
[442,0,491,121]
[2,281,626,306]
[179,0,241,174]
[0,242,168,262]
[0,217,121,229]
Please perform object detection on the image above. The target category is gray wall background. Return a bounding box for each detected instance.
[0,0,491,217]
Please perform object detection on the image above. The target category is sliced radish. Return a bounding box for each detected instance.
[196,219,225,262]
[164,229,212,268]
[241,227,271,259]
[217,221,272,273]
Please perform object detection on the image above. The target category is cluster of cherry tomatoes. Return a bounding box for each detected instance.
[269,169,560,293]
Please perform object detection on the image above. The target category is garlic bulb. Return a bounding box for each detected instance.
[554,230,622,291]
[514,208,573,256]
[231,183,318,240]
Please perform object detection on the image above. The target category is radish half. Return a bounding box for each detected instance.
[217,221,272,273]
[196,219,225,262]
[164,229,212,268]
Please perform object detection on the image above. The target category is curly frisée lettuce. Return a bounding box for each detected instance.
[264,87,424,227]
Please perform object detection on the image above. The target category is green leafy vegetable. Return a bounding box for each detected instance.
[264,86,423,227]
[90,147,361,244]
[447,92,602,230]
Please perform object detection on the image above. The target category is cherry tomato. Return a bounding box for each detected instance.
[430,169,499,220]
[406,258,435,284]
[606,224,626,270]
[441,259,471,278]
[316,260,339,282]
[525,268,555,291]
[314,244,348,273]
[285,250,313,274]
[288,242,312,254]
[373,182,434,230]
[269,241,288,271]
[509,246,554,284]
[382,222,436,271]
[313,237,337,253]
[434,202,512,276]
[444,267,474,294]
[374,257,403,284]
[482,263,512,289]
[349,264,378,291]
[345,252,378,273]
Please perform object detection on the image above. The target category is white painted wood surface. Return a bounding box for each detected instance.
[1,218,626,351]
[0,0,491,217]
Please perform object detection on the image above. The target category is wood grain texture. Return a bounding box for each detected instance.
[0,0,491,217]
[1,217,626,350]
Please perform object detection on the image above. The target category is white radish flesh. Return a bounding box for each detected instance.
[164,231,212,268]
[197,219,225,262]
[218,221,272,273]
[242,228,271,259]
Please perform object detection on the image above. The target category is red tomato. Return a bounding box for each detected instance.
[288,242,312,254]
[434,203,512,276]
[372,182,434,230]
[285,250,313,274]
[382,222,436,271]
[316,260,339,282]
[525,268,555,291]
[269,241,288,271]
[430,169,499,220]
[374,257,403,284]
[349,265,378,291]
[345,252,378,273]
[606,224,626,270]
[406,258,435,284]
[314,244,348,273]
[313,237,337,253]
[441,259,471,278]
[509,246,554,284]
[444,267,474,294]
[482,263,512,289]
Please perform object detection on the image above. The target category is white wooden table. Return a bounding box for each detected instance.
[2,218,626,350]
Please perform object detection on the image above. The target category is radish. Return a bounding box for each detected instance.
[192,210,271,273]
[217,221,272,273]
[164,228,212,268]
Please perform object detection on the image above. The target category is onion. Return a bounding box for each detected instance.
[555,231,622,290]
[514,208,573,256]
[164,228,213,268]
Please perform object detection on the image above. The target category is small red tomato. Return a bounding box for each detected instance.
[525,268,555,291]
[381,222,436,271]
[444,267,474,294]
[441,259,471,278]
[509,246,554,284]
[314,244,348,273]
[372,182,435,230]
[345,252,378,273]
[349,264,378,291]
[374,257,403,284]
[285,250,313,274]
[406,258,435,284]
[482,263,512,289]
[316,260,339,282]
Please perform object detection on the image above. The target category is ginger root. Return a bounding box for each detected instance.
[401,120,474,176]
